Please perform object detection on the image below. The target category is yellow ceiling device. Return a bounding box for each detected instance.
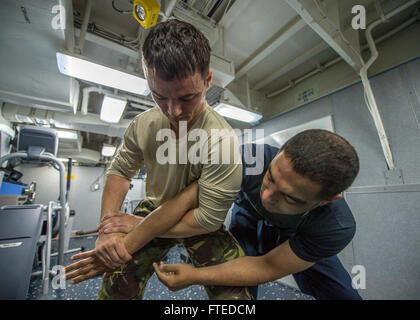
[133,0,161,29]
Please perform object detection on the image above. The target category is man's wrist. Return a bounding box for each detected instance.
[100,210,119,222]
[123,233,137,256]
[191,266,208,286]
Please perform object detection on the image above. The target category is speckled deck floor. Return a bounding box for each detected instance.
[27,236,313,300]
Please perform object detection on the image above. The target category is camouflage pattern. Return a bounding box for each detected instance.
[97,199,253,300]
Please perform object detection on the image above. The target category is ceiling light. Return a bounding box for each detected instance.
[56,130,78,140]
[102,144,116,157]
[213,103,263,124]
[135,5,145,21]
[100,95,127,123]
[56,50,149,96]
[132,0,160,29]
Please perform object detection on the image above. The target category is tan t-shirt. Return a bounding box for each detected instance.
[106,104,242,232]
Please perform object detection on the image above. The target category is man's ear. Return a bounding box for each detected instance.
[319,194,342,206]
[205,68,213,89]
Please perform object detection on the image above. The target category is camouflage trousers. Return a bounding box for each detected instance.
[97,199,253,300]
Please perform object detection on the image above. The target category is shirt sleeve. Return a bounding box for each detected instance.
[193,133,243,232]
[289,209,356,262]
[106,118,144,180]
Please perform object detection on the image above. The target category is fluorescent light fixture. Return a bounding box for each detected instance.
[56,50,149,96]
[101,95,127,123]
[213,103,263,124]
[56,129,78,140]
[102,144,116,157]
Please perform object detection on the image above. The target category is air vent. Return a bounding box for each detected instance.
[58,135,83,153]
[58,148,101,164]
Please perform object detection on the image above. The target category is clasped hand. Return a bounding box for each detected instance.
[65,212,142,284]
[153,261,196,291]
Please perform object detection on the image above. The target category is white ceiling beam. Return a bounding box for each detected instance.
[59,0,75,52]
[284,0,363,71]
[236,17,307,79]
[254,41,329,90]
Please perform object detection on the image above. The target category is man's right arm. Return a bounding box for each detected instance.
[95,174,131,268]
[95,115,144,268]
[100,175,131,221]
[153,240,315,289]
[123,181,200,255]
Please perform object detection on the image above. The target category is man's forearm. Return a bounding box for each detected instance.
[123,182,200,254]
[157,208,209,239]
[101,174,130,221]
[188,240,314,287]
[192,256,276,287]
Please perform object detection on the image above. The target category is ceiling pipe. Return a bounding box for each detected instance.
[254,41,329,90]
[74,0,92,54]
[359,0,420,170]
[363,0,419,72]
[266,1,419,170]
[73,27,139,59]
[59,0,75,52]
[266,10,420,99]
[161,0,178,21]
[2,104,130,138]
[285,0,363,71]
[265,56,342,98]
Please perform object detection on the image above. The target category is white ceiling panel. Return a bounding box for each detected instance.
[0,0,75,112]
[245,25,325,85]
[224,0,300,67]
[263,48,340,93]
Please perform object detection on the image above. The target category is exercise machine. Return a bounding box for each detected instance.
[0,126,80,299]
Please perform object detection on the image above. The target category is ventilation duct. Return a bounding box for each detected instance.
[58,148,101,164]
[2,104,130,138]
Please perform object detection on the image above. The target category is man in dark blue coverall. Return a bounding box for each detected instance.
[154,129,362,300]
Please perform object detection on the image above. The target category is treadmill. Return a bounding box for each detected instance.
[0,205,43,299]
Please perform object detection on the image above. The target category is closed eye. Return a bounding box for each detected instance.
[267,166,305,205]
[180,94,197,102]
[153,94,166,101]
[283,194,298,205]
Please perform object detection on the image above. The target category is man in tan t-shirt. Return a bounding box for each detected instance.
[66,19,251,300]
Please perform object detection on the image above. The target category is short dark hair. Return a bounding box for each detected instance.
[142,19,211,81]
[279,129,359,199]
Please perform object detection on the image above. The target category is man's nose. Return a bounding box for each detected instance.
[262,188,272,201]
[167,100,182,118]
[262,187,277,203]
